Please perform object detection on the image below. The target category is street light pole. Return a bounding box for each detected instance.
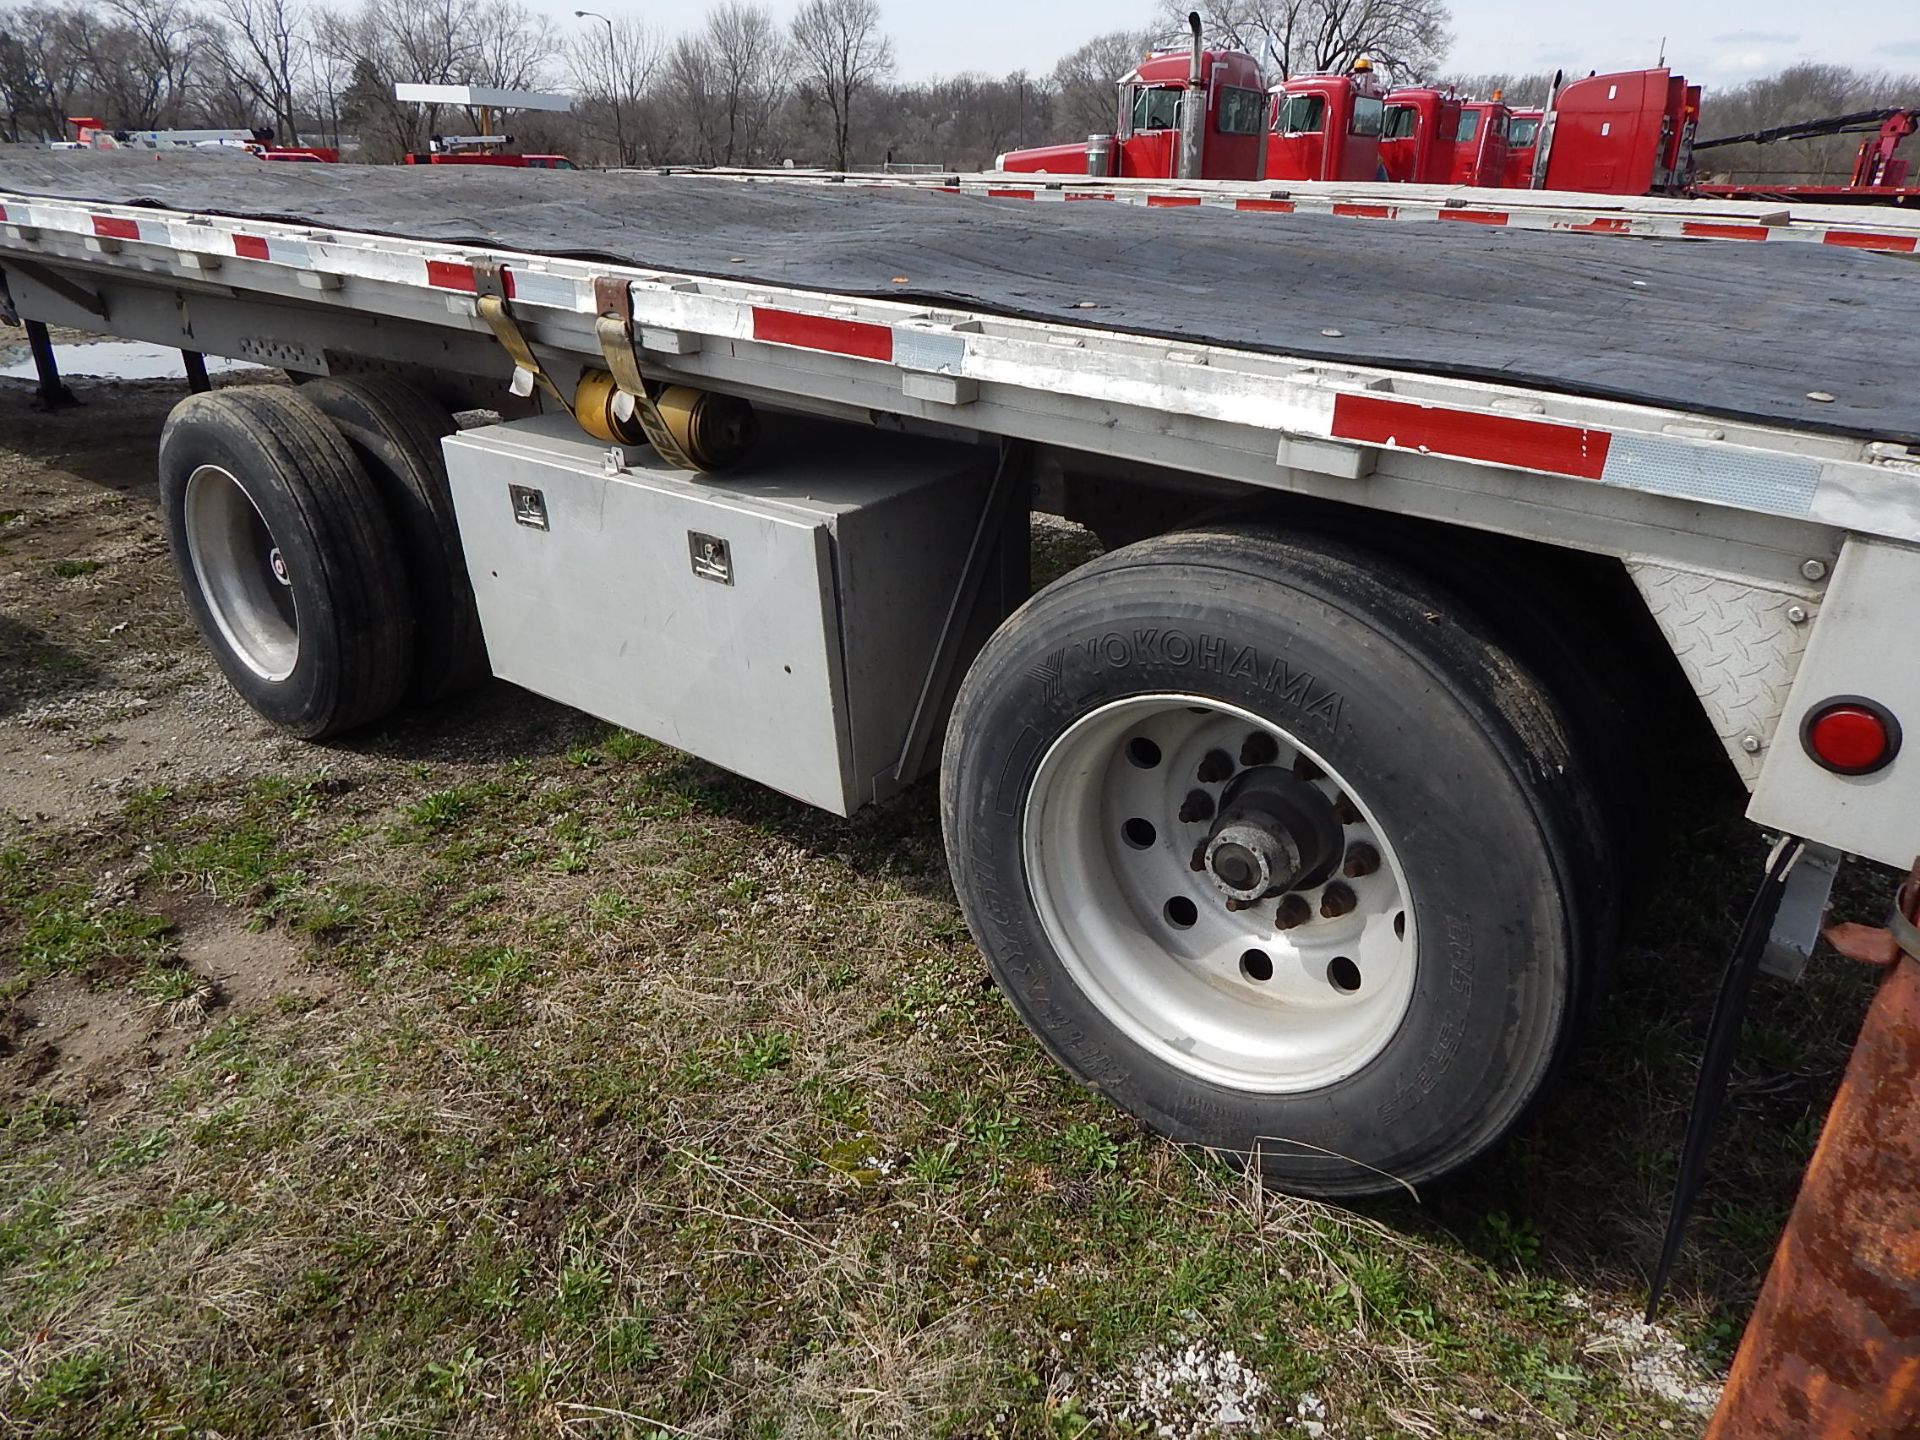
[573,9,628,166]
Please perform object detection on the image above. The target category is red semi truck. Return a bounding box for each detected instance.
[998,19,1698,199]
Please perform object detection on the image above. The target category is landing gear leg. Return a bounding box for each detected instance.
[26,321,76,409]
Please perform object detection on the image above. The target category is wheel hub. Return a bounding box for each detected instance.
[1201,766,1342,902]
[1022,694,1418,1093]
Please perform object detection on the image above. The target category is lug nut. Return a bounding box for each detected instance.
[1319,882,1357,919]
[1190,840,1209,873]
[1179,789,1216,824]
[1240,732,1279,768]
[1342,842,1380,879]
[1225,896,1255,913]
[1196,749,1235,784]
[1274,893,1312,930]
[1331,795,1361,826]
[1293,755,1323,782]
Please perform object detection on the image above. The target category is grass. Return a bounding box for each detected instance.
[49,558,104,578]
[0,529,1893,1437]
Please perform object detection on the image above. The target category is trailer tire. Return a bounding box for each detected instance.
[300,377,487,703]
[159,387,413,739]
[941,525,1595,1197]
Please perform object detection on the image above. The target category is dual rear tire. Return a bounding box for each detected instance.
[942,526,1607,1197]
[158,379,484,738]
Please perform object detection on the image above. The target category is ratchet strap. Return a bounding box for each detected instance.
[473,263,572,417]
[592,276,702,472]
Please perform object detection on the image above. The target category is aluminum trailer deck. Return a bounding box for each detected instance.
[4,150,1918,1204]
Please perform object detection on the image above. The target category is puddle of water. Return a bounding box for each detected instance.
[0,340,267,382]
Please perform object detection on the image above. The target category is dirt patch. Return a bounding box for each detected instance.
[178,909,338,1011]
[0,908,327,1117]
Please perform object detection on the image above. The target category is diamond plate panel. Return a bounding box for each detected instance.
[1628,562,1814,784]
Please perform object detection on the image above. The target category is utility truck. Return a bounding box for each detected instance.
[2,148,1917,1200]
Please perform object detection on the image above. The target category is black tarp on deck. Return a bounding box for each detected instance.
[2,151,1915,443]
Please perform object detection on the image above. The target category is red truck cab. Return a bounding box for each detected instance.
[998,47,1266,180]
[1378,87,1460,184]
[1504,108,1542,186]
[1448,100,1512,186]
[1265,64,1388,181]
[1535,68,1697,194]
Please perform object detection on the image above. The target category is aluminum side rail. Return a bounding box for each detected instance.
[664,168,1920,253]
[3,188,1915,565]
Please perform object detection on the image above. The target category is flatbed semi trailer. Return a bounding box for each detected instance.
[3,151,1918,1200]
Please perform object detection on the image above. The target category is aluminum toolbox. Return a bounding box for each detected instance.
[443,414,1013,814]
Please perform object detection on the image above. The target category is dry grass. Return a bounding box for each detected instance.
[0,375,1893,1438]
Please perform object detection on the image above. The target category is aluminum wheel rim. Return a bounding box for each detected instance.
[1024,695,1418,1092]
[182,464,298,682]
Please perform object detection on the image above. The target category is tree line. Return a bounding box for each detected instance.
[1,0,1912,181]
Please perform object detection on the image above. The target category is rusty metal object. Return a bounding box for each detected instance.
[1274,893,1313,930]
[1704,862,1920,1440]
[1342,842,1381,879]
[1319,882,1357,919]
[1196,748,1235,784]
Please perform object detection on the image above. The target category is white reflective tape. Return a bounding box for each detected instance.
[1599,434,1821,516]
[508,271,584,309]
[892,328,969,374]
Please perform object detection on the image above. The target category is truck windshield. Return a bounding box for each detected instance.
[1131,85,1184,132]
[1456,110,1481,143]
[1381,104,1417,140]
[1275,93,1325,135]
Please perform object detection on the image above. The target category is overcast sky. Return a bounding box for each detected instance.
[562,2,1919,87]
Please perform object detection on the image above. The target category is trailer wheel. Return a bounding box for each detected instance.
[300,377,487,703]
[941,525,1595,1197]
[159,387,413,738]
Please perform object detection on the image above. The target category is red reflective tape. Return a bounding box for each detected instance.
[1439,208,1508,225]
[233,234,271,260]
[1235,198,1296,213]
[92,215,139,241]
[1683,221,1770,241]
[1333,202,1394,219]
[0,204,8,222]
[1147,194,1202,207]
[1065,191,1115,201]
[751,307,893,362]
[986,188,1035,200]
[1331,393,1612,481]
[1568,216,1632,234]
[427,260,477,291]
[1822,229,1918,253]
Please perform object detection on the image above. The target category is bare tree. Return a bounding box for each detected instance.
[788,0,892,171]
[212,0,310,139]
[567,14,664,165]
[667,2,784,166]
[1051,28,1154,137]
[1435,70,1556,106]
[1172,0,1451,82]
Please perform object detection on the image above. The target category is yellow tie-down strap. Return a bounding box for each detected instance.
[472,267,573,418]
[591,277,703,473]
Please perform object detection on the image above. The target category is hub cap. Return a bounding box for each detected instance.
[182,464,299,681]
[1024,695,1417,1092]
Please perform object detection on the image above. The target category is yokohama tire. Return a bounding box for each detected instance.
[159,387,414,739]
[941,525,1598,1197]
[299,376,488,703]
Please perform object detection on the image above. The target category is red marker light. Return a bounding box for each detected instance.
[1802,699,1901,776]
